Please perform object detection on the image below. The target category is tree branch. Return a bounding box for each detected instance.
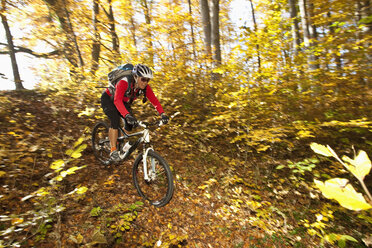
[98,1,109,18]
[0,43,61,58]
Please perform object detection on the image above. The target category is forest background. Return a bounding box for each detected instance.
[0,0,371,247]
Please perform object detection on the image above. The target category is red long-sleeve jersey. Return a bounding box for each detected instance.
[105,78,164,117]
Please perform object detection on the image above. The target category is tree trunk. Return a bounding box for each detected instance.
[249,0,261,71]
[187,0,196,59]
[298,0,317,71]
[298,0,310,48]
[186,0,199,95]
[211,0,221,65]
[91,0,101,75]
[200,0,212,57]
[63,1,84,68]
[361,0,371,72]
[355,0,371,87]
[356,0,371,34]
[130,15,137,51]
[307,1,319,70]
[327,11,342,71]
[107,0,120,60]
[141,0,154,65]
[357,0,372,58]
[307,2,317,40]
[288,0,301,55]
[128,0,137,54]
[0,0,24,90]
[363,0,371,34]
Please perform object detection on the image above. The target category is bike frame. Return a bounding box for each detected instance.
[117,119,162,181]
[93,117,174,207]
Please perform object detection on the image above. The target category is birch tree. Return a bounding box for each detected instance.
[289,0,301,55]
[298,0,317,72]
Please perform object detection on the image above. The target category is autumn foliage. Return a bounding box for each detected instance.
[0,0,371,246]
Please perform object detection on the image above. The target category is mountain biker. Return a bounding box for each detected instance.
[101,64,169,162]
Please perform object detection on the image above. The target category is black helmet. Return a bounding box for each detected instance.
[132,64,153,79]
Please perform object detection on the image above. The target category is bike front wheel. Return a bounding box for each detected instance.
[132,150,174,207]
[92,122,111,165]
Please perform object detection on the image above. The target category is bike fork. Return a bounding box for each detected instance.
[143,147,154,181]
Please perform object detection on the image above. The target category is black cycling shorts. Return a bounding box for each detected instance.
[101,91,134,130]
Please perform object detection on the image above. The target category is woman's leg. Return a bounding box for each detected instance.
[101,92,121,153]
[109,128,118,151]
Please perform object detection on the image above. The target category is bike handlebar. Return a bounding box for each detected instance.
[137,120,164,128]
[134,112,179,129]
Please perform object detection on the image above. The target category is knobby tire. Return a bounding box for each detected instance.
[91,122,111,165]
[132,150,174,207]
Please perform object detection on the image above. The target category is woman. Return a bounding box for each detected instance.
[101,64,169,162]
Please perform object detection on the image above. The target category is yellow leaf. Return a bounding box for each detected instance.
[310,143,333,157]
[76,144,87,152]
[36,187,49,196]
[297,130,315,138]
[76,186,88,194]
[307,229,317,236]
[71,152,82,158]
[257,144,270,152]
[169,234,177,240]
[50,159,65,170]
[246,200,262,210]
[104,179,115,185]
[198,185,208,190]
[66,166,85,175]
[342,151,371,181]
[73,137,85,148]
[76,233,84,244]
[70,144,87,158]
[7,131,19,137]
[0,171,6,177]
[78,107,95,117]
[56,175,63,181]
[212,68,224,74]
[268,89,277,95]
[314,178,372,211]
[11,218,24,225]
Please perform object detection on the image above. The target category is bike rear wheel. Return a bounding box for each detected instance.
[92,122,111,165]
[132,150,174,207]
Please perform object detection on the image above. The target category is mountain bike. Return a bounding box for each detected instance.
[91,118,174,207]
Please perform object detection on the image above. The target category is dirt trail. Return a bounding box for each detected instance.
[0,90,288,247]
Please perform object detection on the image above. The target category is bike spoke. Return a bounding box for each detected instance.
[92,122,111,165]
[92,121,174,207]
[133,152,172,205]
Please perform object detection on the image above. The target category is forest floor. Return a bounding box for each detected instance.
[0,90,371,248]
